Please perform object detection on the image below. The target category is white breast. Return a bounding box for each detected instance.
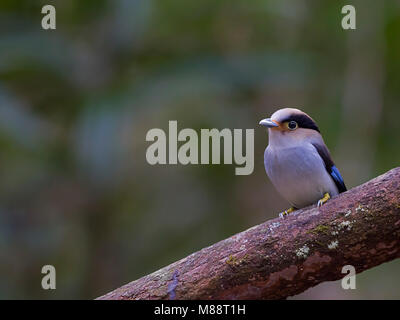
[264,143,338,208]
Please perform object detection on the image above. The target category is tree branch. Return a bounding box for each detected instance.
[98,167,400,300]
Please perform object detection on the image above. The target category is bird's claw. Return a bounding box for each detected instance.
[317,192,331,207]
[279,207,295,218]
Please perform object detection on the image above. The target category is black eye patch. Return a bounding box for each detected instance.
[281,114,320,132]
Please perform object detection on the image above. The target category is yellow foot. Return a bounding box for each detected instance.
[279,207,295,218]
[317,192,331,207]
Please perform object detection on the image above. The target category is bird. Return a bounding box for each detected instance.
[259,108,346,217]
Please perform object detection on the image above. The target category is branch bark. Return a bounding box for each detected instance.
[98,167,400,300]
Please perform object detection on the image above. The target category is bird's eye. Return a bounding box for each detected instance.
[287,121,298,130]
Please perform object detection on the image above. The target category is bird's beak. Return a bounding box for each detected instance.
[259,118,279,128]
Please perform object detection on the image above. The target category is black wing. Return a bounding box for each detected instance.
[312,143,347,193]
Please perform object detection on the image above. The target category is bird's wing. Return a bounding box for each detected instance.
[311,142,347,193]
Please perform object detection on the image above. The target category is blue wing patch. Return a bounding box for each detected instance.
[312,142,347,194]
[330,166,347,193]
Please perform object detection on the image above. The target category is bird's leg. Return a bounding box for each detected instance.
[317,192,331,207]
[279,207,296,218]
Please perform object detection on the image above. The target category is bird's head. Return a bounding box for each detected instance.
[259,108,320,146]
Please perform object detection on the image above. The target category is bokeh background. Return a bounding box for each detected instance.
[0,0,399,299]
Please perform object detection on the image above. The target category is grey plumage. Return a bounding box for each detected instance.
[260,108,346,209]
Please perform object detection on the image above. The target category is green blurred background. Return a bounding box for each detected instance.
[0,0,399,299]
